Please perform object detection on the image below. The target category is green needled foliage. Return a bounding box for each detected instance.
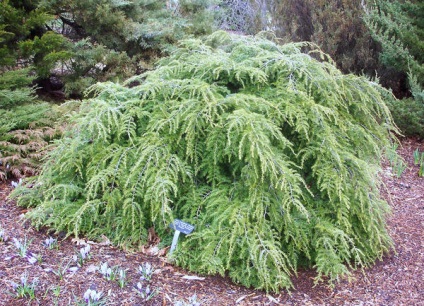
[0,68,63,181]
[364,0,424,137]
[0,0,65,180]
[13,31,398,291]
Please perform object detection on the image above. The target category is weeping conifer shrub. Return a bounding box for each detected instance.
[13,31,398,291]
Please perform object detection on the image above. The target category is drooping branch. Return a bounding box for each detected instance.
[59,15,86,37]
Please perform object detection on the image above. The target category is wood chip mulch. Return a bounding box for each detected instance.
[0,137,423,306]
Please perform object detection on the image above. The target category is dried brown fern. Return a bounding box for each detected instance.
[0,126,62,181]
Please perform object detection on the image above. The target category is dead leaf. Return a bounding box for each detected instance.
[161,266,175,272]
[236,293,255,303]
[157,246,169,257]
[181,275,205,281]
[85,264,98,273]
[98,235,111,246]
[267,295,281,304]
[71,238,87,245]
[147,246,159,255]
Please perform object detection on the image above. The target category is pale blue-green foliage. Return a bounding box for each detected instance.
[13,31,397,291]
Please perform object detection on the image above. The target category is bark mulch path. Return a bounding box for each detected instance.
[0,138,423,306]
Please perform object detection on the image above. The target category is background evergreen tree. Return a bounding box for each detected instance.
[14,31,398,291]
[0,0,65,180]
[364,0,424,136]
[217,0,381,76]
[2,0,219,98]
[0,0,71,84]
[1,0,220,180]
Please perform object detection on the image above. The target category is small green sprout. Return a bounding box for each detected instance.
[117,268,127,288]
[73,244,91,266]
[98,262,117,281]
[80,288,106,306]
[133,282,159,301]
[52,259,72,280]
[412,149,424,177]
[0,226,6,242]
[12,236,32,257]
[138,262,155,281]
[10,272,38,300]
[43,237,58,249]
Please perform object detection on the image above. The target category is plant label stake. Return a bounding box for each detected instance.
[169,219,194,254]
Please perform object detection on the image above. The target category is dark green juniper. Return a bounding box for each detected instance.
[364,0,424,137]
[13,31,399,291]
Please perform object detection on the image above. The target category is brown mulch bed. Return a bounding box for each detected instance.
[0,138,423,306]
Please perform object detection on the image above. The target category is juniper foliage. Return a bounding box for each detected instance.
[0,73,54,181]
[0,69,63,180]
[0,1,65,180]
[364,0,424,136]
[13,31,397,291]
[0,0,69,77]
[364,0,423,86]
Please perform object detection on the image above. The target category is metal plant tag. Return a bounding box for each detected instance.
[169,219,195,254]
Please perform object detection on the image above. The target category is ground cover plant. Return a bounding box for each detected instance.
[13,31,399,292]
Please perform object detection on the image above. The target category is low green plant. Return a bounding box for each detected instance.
[76,288,106,306]
[98,262,118,281]
[10,272,38,301]
[412,148,424,177]
[51,285,61,297]
[413,148,421,165]
[12,237,32,257]
[386,143,407,178]
[0,225,5,242]
[117,269,127,288]
[386,143,399,164]
[43,236,59,249]
[44,285,61,306]
[394,159,407,178]
[73,244,91,267]
[133,282,159,301]
[138,262,155,282]
[52,259,72,280]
